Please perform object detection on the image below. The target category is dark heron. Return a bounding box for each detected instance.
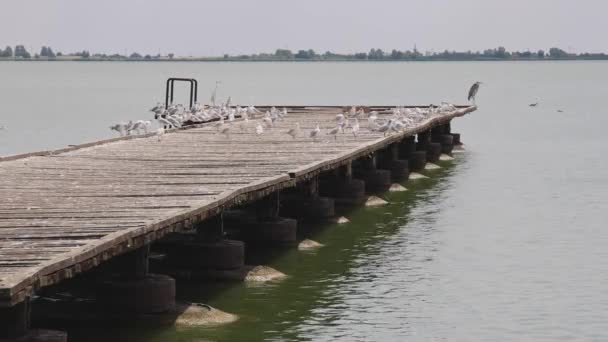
[468,81,482,105]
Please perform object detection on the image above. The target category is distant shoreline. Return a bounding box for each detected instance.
[2,57,608,62]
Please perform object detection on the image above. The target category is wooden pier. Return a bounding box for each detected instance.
[0,105,475,339]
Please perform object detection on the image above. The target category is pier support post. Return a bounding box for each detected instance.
[353,154,392,193]
[281,177,335,223]
[319,162,367,207]
[96,244,176,316]
[155,215,245,271]
[431,122,455,155]
[0,300,30,339]
[377,144,410,182]
[222,193,297,245]
[399,135,427,172]
[451,133,462,146]
[398,136,417,159]
[417,130,441,163]
[1,299,67,342]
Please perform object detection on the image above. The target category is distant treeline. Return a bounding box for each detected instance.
[1,45,607,61]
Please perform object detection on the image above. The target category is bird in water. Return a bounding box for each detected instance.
[468,81,482,105]
[529,97,540,107]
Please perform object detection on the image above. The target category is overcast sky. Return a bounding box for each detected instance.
[0,0,605,56]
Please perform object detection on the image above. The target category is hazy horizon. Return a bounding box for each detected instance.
[0,0,606,56]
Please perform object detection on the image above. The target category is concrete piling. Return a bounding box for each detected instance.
[353,155,392,193]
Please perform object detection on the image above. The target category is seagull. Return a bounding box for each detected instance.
[156,127,165,141]
[309,124,321,141]
[327,126,340,140]
[218,124,231,138]
[211,81,221,106]
[157,117,174,128]
[351,118,360,138]
[150,103,164,116]
[255,123,264,137]
[131,120,151,135]
[247,105,262,118]
[377,119,392,136]
[468,81,482,105]
[391,120,405,132]
[349,106,357,117]
[280,107,288,119]
[239,117,251,131]
[529,97,540,107]
[109,123,127,136]
[353,109,364,118]
[165,116,182,128]
[262,115,274,129]
[213,116,225,130]
[286,123,300,139]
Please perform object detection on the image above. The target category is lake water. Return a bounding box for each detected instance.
[2,61,608,341]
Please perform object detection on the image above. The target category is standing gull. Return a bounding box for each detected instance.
[468,81,482,105]
[327,126,340,140]
[286,123,300,139]
[309,124,321,142]
[351,118,360,138]
[255,123,264,138]
[156,127,165,141]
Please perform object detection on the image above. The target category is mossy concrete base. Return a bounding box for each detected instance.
[408,172,429,180]
[174,302,238,327]
[452,145,466,153]
[244,265,287,282]
[425,163,441,170]
[298,239,324,251]
[334,216,350,224]
[389,184,408,192]
[439,154,455,161]
[365,196,388,207]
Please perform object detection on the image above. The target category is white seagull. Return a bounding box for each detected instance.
[286,122,300,139]
[309,124,321,141]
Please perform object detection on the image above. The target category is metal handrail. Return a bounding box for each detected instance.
[165,78,198,109]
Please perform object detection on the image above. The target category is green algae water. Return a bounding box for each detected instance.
[2,61,608,341]
[63,162,460,342]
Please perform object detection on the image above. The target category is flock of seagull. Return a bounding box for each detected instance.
[108,99,460,143]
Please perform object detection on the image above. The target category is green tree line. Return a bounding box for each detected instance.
[1,45,607,61]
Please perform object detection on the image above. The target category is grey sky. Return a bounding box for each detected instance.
[0,0,605,56]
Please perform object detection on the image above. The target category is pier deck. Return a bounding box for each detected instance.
[0,105,475,306]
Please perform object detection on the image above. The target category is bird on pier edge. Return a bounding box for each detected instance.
[468,81,482,105]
